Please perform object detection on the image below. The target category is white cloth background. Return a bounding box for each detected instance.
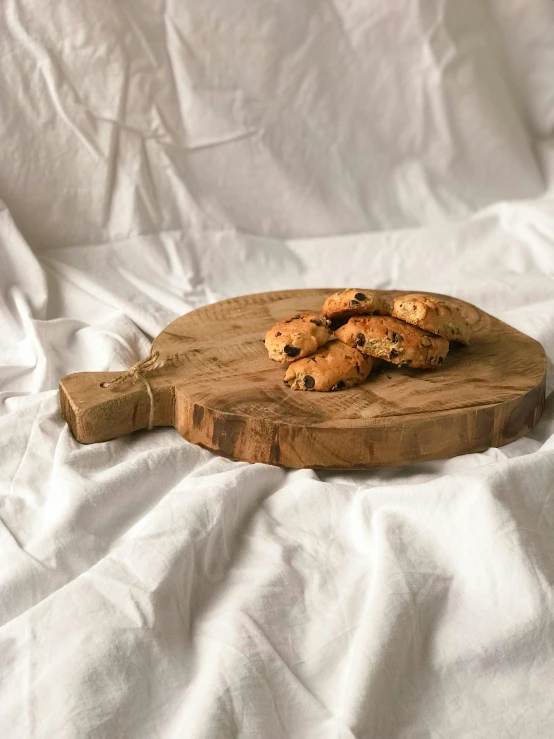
[1,0,554,736]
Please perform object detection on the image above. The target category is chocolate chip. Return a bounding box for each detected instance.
[284,345,300,357]
[354,293,366,301]
[391,332,402,342]
[303,375,315,388]
[349,300,360,307]
[390,349,399,358]
[356,333,365,346]
[275,332,281,336]
[335,380,346,390]
[310,318,322,326]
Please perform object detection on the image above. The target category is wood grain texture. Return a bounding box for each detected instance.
[59,289,547,469]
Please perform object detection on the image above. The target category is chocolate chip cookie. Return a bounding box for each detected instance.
[335,316,449,369]
[265,312,331,363]
[322,289,391,322]
[284,341,373,391]
[392,293,470,344]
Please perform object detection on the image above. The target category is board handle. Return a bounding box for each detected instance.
[59,370,174,444]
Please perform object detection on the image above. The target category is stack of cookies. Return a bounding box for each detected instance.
[264,290,471,392]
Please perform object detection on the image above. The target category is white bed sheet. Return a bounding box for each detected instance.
[1,1,554,736]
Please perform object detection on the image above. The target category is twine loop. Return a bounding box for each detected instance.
[101,351,183,430]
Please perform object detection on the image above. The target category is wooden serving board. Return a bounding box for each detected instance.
[59,289,546,469]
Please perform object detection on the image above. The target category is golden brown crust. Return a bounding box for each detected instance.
[265,312,331,363]
[335,316,449,369]
[322,289,391,321]
[392,294,470,344]
[283,341,373,391]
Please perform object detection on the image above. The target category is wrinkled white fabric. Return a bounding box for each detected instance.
[1,0,554,737]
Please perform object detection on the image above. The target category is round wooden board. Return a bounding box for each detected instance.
[60,290,546,469]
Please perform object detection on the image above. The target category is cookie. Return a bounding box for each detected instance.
[392,293,470,344]
[283,341,373,391]
[322,289,391,322]
[265,312,331,363]
[335,316,449,369]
